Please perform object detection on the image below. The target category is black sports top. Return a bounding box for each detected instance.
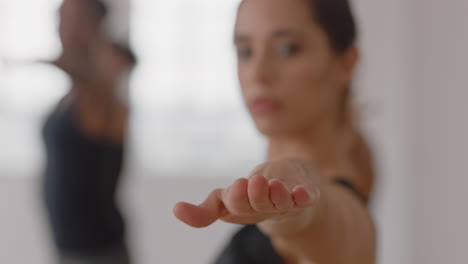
[42,104,125,252]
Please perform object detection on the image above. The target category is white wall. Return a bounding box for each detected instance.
[355,0,468,262]
[352,0,414,263]
[409,0,468,263]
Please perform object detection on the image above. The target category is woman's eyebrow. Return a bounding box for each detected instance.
[271,28,304,39]
[234,28,304,44]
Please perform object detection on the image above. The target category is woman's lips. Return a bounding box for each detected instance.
[250,98,282,114]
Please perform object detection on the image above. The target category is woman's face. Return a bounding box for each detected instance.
[235,0,357,137]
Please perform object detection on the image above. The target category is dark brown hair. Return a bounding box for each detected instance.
[83,0,108,21]
[309,0,357,53]
[308,0,374,198]
[111,43,138,66]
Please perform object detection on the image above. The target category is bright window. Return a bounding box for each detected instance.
[0,0,265,178]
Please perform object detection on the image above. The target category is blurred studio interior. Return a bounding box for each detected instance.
[0,0,467,263]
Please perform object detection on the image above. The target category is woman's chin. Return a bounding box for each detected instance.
[254,121,290,137]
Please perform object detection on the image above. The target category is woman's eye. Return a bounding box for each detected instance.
[277,43,301,57]
[237,47,253,60]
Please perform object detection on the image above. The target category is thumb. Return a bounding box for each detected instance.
[173,189,225,228]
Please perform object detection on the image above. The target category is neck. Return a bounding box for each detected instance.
[267,121,342,173]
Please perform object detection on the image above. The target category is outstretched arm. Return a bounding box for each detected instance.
[173,159,375,264]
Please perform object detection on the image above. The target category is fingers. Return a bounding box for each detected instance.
[173,189,224,228]
[221,176,317,214]
[248,175,275,212]
[225,178,251,215]
[232,175,316,213]
[292,185,319,208]
[269,179,295,211]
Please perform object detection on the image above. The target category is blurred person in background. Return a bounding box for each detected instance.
[174,0,376,263]
[42,0,136,263]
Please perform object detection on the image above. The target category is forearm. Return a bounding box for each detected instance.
[260,181,376,264]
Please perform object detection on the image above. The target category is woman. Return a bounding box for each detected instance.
[42,0,136,263]
[174,0,375,263]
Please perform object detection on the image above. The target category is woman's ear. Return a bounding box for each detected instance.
[339,46,359,84]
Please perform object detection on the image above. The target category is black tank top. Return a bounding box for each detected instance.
[42,104,125,253]
[215,225,284,264]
